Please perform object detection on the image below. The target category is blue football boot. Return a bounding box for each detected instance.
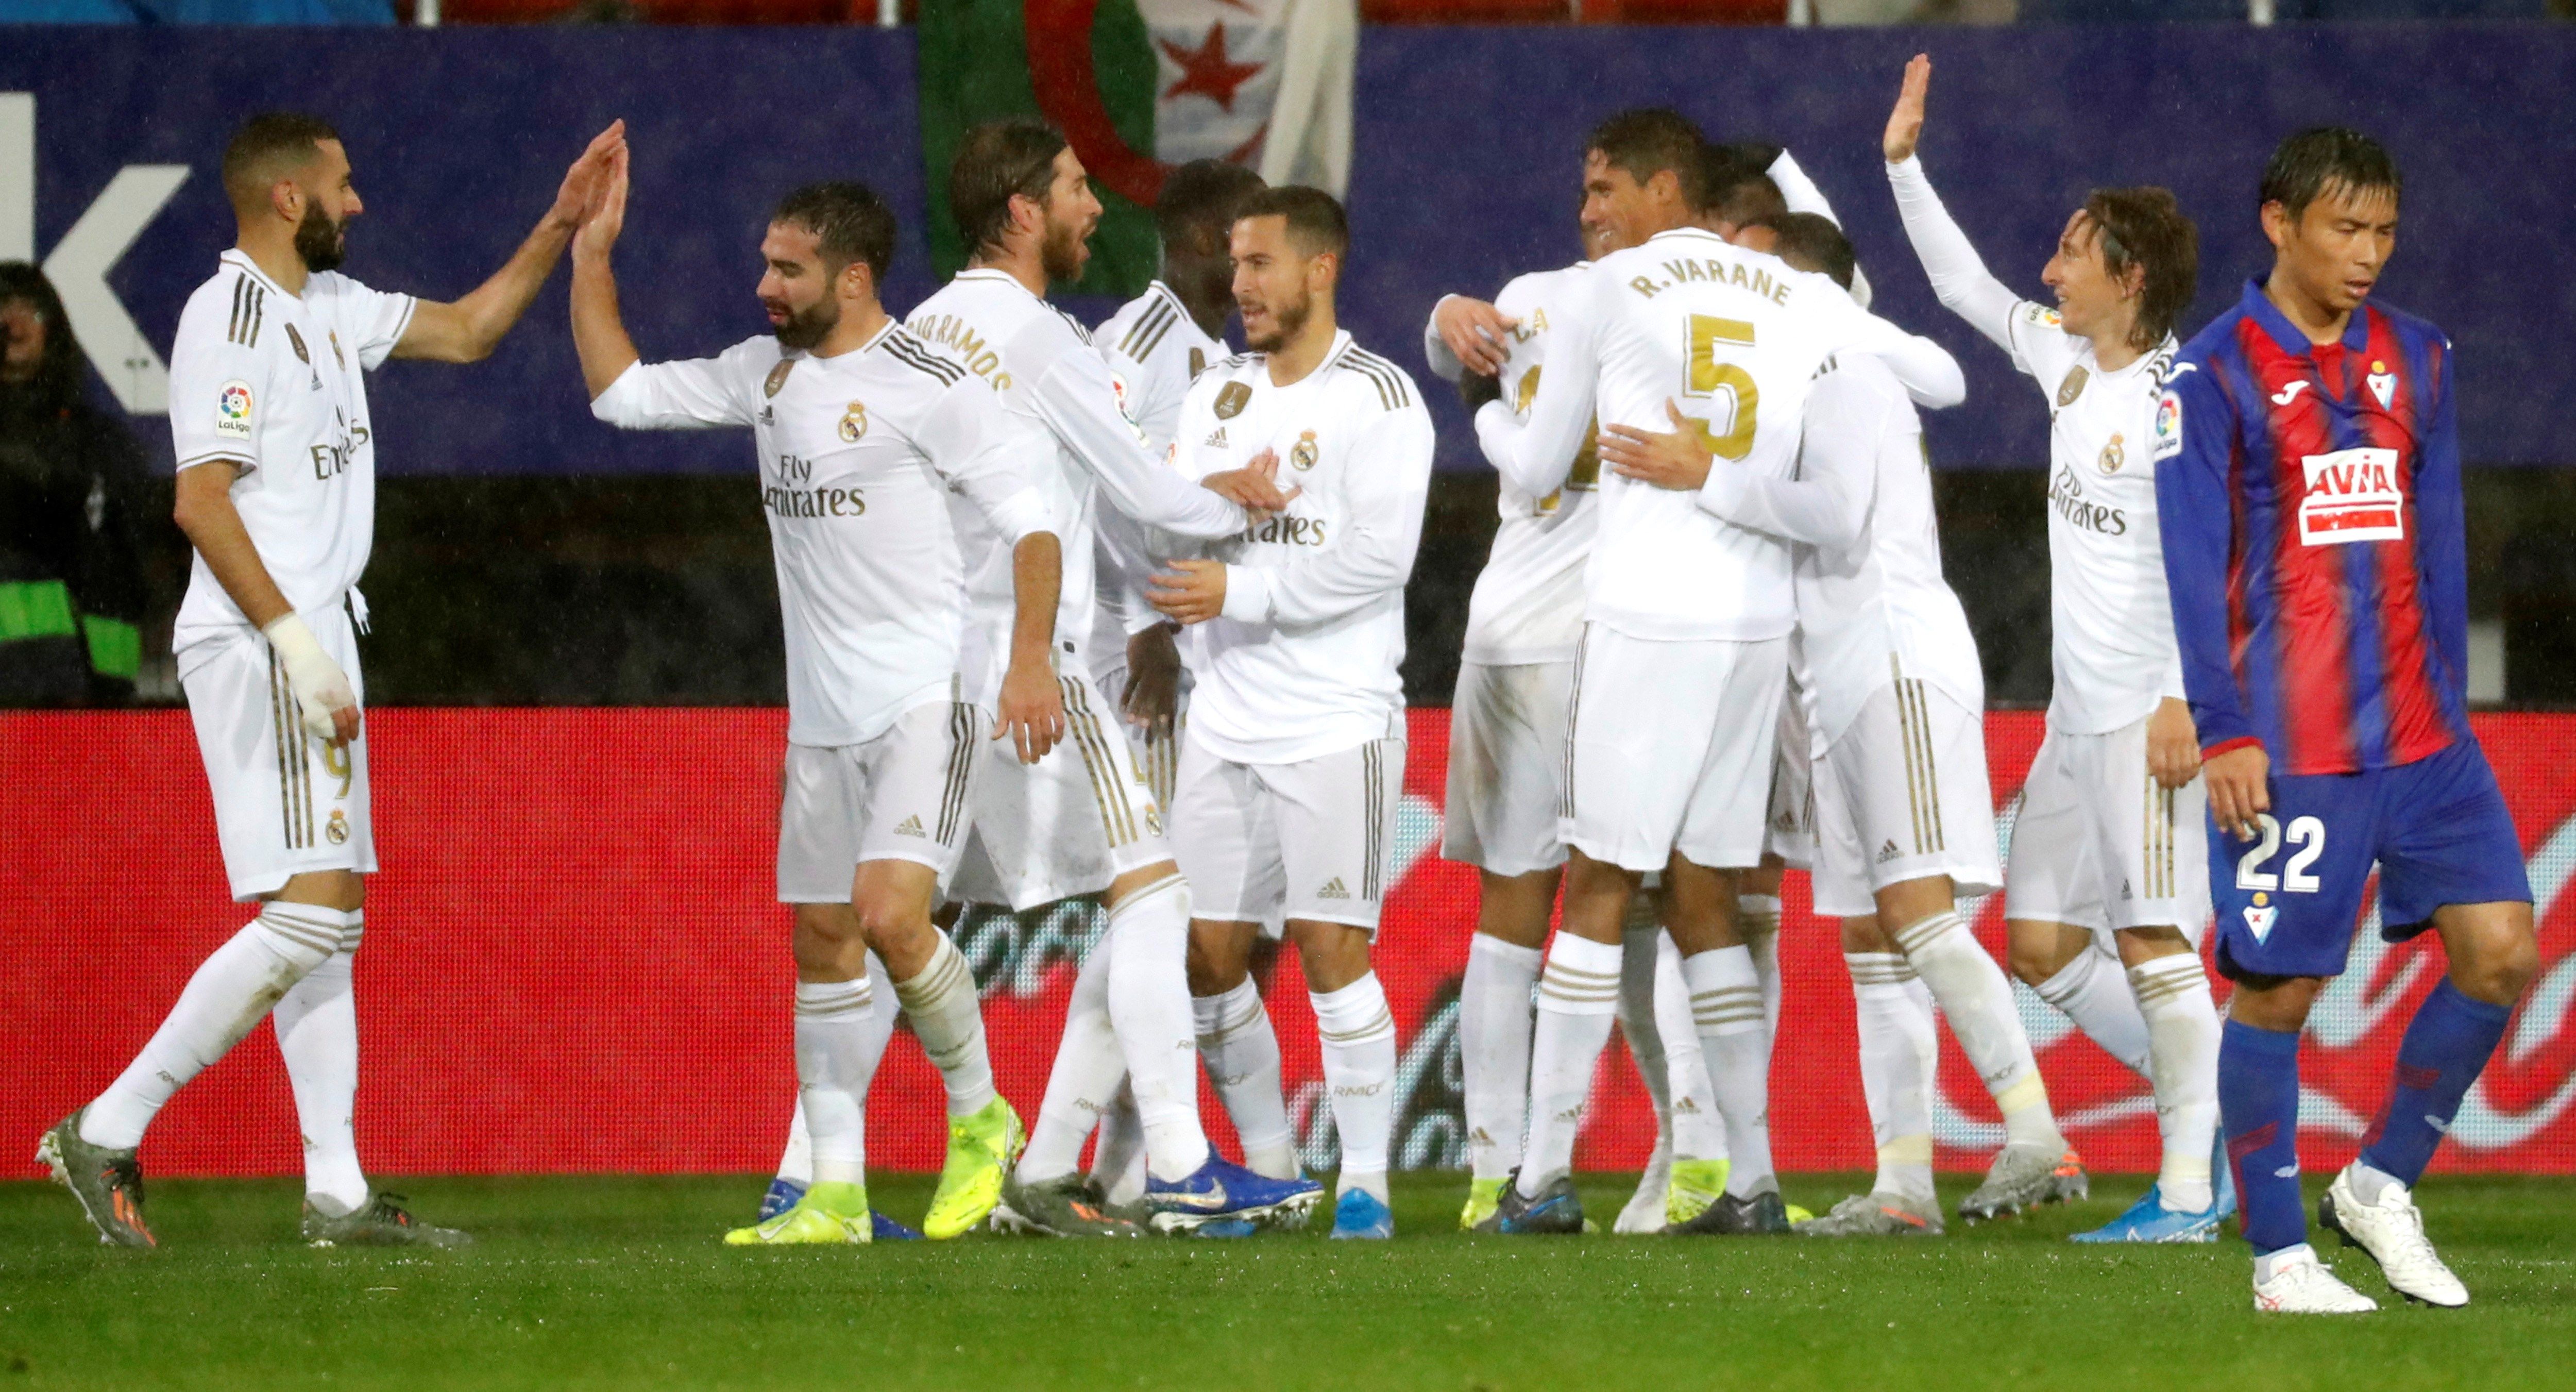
[1146,1154,1326,1234]
[872,1212,924,1241]
[2071,1183,2226,1243]
[1328,1187,1394,1240]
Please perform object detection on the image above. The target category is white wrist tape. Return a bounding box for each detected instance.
[262,612,357,742]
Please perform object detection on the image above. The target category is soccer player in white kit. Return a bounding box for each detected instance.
[1883,55,2228,1240]
[911,123,1323,1237]
[1147,187,1436,1241]
[1072,158,1271,1211]
[37,112,623,1250]
[571,160,1069,1245]
[1472,144,1968,1237]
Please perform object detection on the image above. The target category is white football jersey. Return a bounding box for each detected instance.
[908,269,1246,703]
[1698,353,1982,747]
[168,250,414,661]
[1887,155,2185,735]
[591,322,1050,747]
[1478,229,1951,645]
[1421,264,1598,667]
[1090,279,1227,680]
[1170,330,1436,764]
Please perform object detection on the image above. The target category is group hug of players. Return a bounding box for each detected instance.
[39,52,2542,1316]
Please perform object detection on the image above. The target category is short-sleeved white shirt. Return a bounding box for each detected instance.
[169,250,414,662]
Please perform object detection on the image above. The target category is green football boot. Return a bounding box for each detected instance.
[1663,1156,1732,1229]
[923,1098,1023,1240]
[1458,1176,1505,1232]
[302,1193,472,1248]
[725,1180,872,1246]
[36,1108,155,1248]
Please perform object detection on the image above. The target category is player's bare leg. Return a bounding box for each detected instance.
[1282,918,1397,1237]
[1462,866,1554,1226]
[1876,874,2081,1221]
[2227,900,2535,1307]
[1738,858,1787,1032]
[1797,913,1944,1236]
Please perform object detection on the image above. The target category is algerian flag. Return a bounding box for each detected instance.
[918,0,1353,297]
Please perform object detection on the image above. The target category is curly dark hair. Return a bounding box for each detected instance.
[0,262,83,414]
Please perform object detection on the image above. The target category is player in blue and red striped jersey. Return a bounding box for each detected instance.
[2156,128,2539,1315]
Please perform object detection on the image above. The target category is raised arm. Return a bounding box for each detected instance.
[1764,148,1873,309]
[1881,56,2022,355]
[394,122,625,364]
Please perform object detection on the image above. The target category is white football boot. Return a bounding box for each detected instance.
[1615,1137,1674,1235]
[2252,1244,2380,1314]
[2319,1164,2470,1308]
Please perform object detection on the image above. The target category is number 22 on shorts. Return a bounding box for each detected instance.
[2236,813,2325,893]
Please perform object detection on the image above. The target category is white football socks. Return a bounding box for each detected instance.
[795,976,884,1184]
[890,931,995,1118]
[1089,1083,1149,1206]
[776,1096,814,1187]
[1311,974,1397,1202]
[1516,933,1621,1198]
[2033,947,2152,1076]
[1194,980,1297,1178]
[1022,940,1127,1183]
[81,901,341,1150]
[272,908,367,1214]
[1103,878,1211,1181]
[1847,950,1938,1206]
[1682,944,1775,1197]
[1653,934,1727,1161]
[1892,909,2063,1153]
[1460,933,1542,1181]
[776,951,895,1187]
[1738,894,1785,1035]
[2130,952,2222,1213]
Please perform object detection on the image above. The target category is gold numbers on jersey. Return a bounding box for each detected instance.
[1520,365,1602,517]
[319,740,353,799]
[1682,315,1760,461]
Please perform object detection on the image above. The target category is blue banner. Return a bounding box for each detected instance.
[3,22,2570,474]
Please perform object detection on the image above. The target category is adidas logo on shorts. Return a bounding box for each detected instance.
[1316,877,1350,900]
[1875,840,1902,865]
[894,815,927,838]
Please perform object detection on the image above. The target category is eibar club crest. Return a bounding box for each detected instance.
[2366,358,2398,409]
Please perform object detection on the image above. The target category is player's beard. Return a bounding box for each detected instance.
[295,203,348,273]
[770,295,840,351]
[1040,212,1089,285]
[1244,288,1310,354]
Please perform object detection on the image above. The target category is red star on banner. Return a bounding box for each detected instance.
[1158,23,1264,113]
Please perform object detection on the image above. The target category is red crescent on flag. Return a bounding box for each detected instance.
[1024,0,1172,206]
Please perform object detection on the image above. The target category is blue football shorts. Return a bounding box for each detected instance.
[2208,738,2531,982]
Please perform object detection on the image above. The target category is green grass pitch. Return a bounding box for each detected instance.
[2,1172,2570,1390]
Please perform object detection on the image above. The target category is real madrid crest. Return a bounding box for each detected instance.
[285,323,311,364]
[838,401,868,443]
[2057,365,2089,408]
[765,359,795,398]
[1290,429,1319,471]
[2365,358,2397,410]
[1213,381,1251,420]
[325,809,350,846]
[2097,431,2126,475]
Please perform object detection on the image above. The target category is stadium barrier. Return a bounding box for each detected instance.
[8,707,2575,1178]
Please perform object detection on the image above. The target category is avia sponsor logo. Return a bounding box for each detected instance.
[2297,447,2404,546]
[1242,513,1328,547]
[763,454,865,518]
[2047,463,2128,536]
[906,313,1014,392]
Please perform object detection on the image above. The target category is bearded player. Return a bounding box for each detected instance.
[38,111,622,1249]
[2160,127,2537,1313]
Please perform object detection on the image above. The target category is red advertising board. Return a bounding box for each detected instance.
[6,708,2573,1178]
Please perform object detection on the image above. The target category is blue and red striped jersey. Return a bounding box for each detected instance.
[2153,280,2470,777]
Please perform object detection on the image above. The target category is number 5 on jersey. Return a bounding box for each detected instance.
[1682,314,1759,460]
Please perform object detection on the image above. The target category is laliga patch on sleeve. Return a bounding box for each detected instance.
[2151,391,2182,461]
[214,380,255,440]
[2023,303,2061,329]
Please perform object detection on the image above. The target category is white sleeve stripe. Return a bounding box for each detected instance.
[177,449,258,470]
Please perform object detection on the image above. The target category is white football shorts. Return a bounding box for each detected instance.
[1762,672,1815,872]
[179,608,375,902]
[777,697,984,903]
[1811,677,2002,918]
[1170,719,1405,936]
[1094,659,1185,817]
[949,668,1172,912]
[2004,714,2211,942]
[1561,624,1787,873]
[1440,659,1572,878]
